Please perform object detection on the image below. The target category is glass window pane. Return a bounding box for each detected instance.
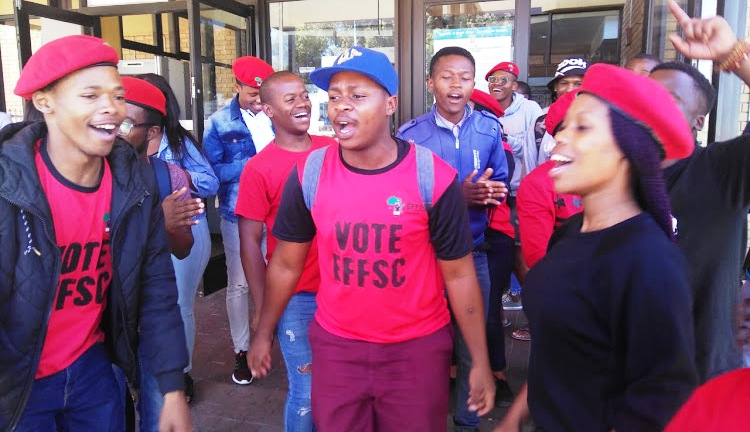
[1,21,24,121]
[179,16,190,53]
[425,0,515,108]
[199,8,247,119]
[162,13,176,54]
[268,0,395,135]
[550,10,620,65]
[123,14,155,46]
[650,0,687,61]
[529,15,549,66]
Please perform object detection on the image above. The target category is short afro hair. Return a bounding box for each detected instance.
[429,46,475,77]
[651,61,716,116]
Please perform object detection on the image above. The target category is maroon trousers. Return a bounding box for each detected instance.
[309,319,453,432]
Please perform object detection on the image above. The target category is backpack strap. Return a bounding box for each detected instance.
[301,147,329,211]
[301,144,435,212]
[414,144,434,211]
[149,155,172,202]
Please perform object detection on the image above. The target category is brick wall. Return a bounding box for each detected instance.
[621,0,645,63]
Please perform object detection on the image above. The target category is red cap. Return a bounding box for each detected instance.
[545,89,580,135]
[14,35,119,99]
[579,63,693,160]
[232,56,274,88]
[470,89,505,118]
[485,61,519,80]
[122,77,166,116]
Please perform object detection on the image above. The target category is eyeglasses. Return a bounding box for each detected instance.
[488,76,513,86]
[117,121,156,137]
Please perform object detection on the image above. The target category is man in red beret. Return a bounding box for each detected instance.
[648,1,750,384]
[484,61,543,315]
[117,75,204,429]
[202,55,275,386]
[0,35,191,431]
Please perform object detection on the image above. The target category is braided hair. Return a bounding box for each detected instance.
[609,108,675,240]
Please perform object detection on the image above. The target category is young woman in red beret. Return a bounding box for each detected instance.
[494,64,697,432]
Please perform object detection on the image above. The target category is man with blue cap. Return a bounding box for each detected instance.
[247,46,495,432]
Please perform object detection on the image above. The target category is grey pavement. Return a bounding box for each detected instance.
[189,289,532,432]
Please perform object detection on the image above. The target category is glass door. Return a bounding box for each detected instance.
[8,1,99,120]
[188,0,253,140]
[403,0,529,125]
[266,0,395,136]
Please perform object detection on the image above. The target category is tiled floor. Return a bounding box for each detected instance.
[189,290,532,432]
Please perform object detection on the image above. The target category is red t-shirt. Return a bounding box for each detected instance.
[487,142,515,239]
[665,369,750,432]
[488,201,515,238]
[274,141,472,343]
[34,143,112,378]
[517,160,582,268]
[235,135,335,293]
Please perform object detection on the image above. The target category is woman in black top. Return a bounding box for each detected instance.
[495,64,698,432]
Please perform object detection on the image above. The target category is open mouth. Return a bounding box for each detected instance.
[549,153,573,176]
[91,123,118,138]
[447,92,464,102]
[292,111,310,120]
[334,118,355,138]
[550,153,573,167]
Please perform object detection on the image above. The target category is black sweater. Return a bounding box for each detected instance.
[526,213,697,432]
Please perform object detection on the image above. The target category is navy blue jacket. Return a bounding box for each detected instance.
[0,122,188,432]
[398,106,508,247]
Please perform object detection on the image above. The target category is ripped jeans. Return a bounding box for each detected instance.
[276,292,317,432]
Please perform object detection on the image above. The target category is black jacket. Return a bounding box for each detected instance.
[0,122,188,432]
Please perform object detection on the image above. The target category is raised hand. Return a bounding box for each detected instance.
[668,0,737,61]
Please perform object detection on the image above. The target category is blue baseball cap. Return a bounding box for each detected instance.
[310,46,398,96]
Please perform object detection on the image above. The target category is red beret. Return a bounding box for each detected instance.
[14,35,119,99]
[545,89,580,135]
[470,89,505,118]
[579,63,693,160]
[485,62,519,80]
[232,56,274,88]
[122,77,166,116]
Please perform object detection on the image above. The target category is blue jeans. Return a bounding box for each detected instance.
[136,343,163,432]
[112,347,162,432]
[454,251,490,430]
[173,215,212,372]
[486,229,513,372]
[16,343,124,432]
[276,292,317,432]
[509,272,522,296]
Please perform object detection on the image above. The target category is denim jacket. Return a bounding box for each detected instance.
[154,133,219,200]
[203,95,270,221]
[397,105,508,247]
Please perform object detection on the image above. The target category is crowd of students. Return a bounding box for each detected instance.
[2,1,750,431]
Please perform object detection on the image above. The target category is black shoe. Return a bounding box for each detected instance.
[232,350,254,385]
[495,378,514,408]
[184,373,194,404]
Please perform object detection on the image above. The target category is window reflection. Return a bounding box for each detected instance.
[269,0,394,135]
[424,1,516,110]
